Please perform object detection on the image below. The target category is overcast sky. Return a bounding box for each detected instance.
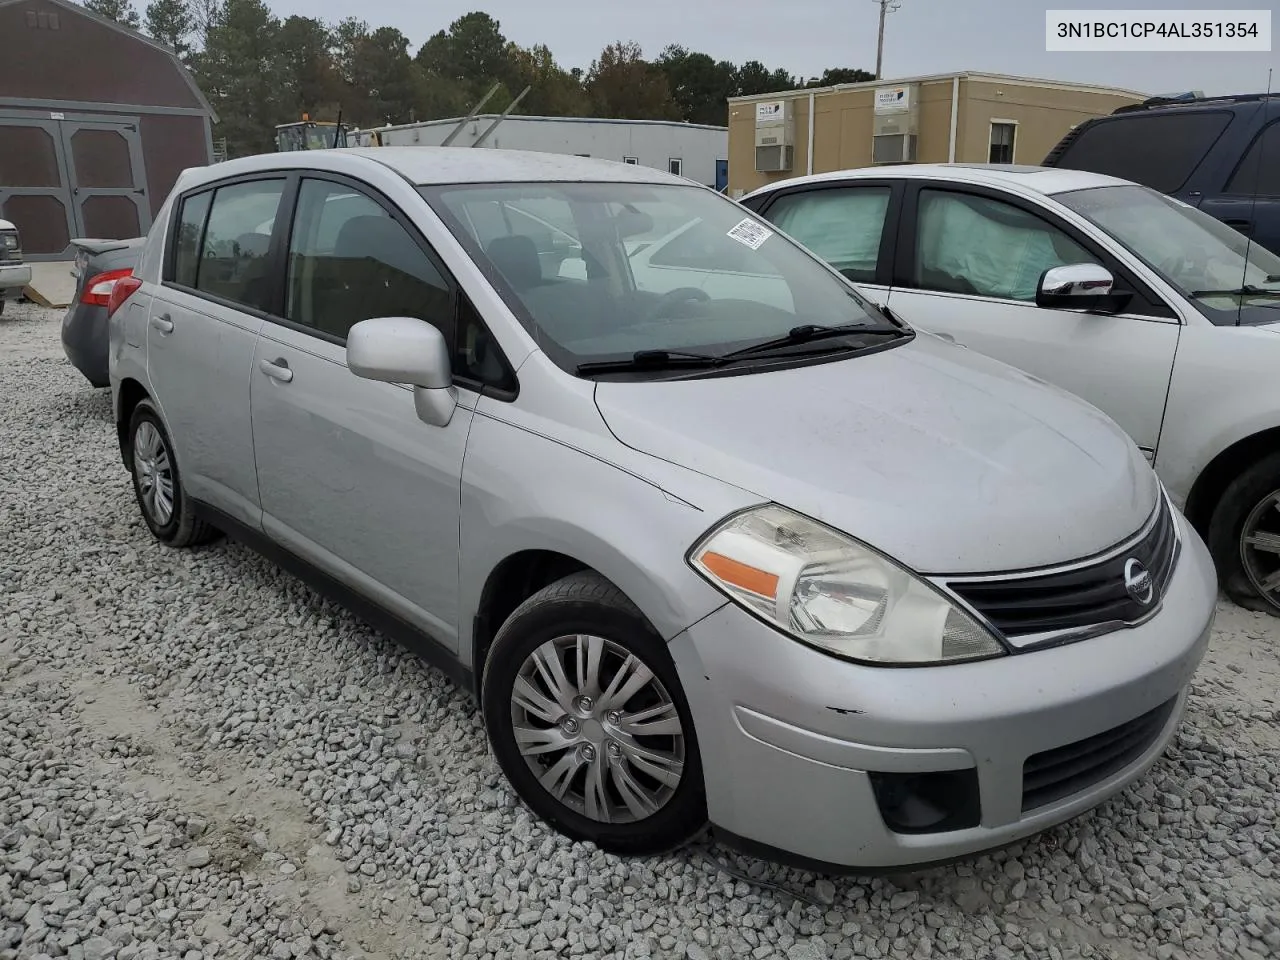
[269,0,1276,96]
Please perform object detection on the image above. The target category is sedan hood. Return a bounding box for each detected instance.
[593,336,1157,574]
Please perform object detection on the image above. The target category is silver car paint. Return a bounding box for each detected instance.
[111,148,1217,869]
[671,514,1215,866]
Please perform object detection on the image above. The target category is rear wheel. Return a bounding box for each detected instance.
[481,571,706,855]
[127,400,220,548]
[1207,452,1280,615]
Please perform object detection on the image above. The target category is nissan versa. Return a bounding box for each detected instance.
[107,148,1217,870]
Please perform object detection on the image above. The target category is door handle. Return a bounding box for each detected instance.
[150,313,173,334]
[1222,218,1254,236]
[259,357,293,383]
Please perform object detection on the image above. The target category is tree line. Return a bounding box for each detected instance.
[81,0,874,159]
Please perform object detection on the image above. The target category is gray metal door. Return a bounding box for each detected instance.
[0,114,78,259]
[0,110,150,260]
[57,116,151,245]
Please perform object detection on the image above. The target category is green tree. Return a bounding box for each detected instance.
[278,16,339,121]
[415,11,522,114]
[656,45,736,125]
[199,0,287,157]
[352,27,419,126]
[731,60,796,97]
[144,0,193,57]
[585,41,678,121]
[82,0,141,29]
[806,67,875,87]
[506,43,589,117]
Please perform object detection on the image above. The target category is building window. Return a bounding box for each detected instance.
[623,156,639,165]
[668,158,683,176]
[989,122,1017,164]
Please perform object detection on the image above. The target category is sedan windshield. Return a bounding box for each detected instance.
[1056,184,1280,325]
[420,181,904,374]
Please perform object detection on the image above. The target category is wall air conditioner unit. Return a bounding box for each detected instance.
[754,99,795,173]
[871,83,919,165]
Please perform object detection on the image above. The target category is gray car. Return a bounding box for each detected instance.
[62,238,144,387]
[108,148,1217,871]
[0,217,31,315]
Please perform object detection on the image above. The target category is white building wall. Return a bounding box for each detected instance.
[366,117,728,188]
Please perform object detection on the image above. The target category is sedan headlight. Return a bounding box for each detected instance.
[689,505,1004,665]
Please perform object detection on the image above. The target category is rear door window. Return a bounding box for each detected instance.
[172,190,212,288]
[1051,112,1232,193]
[1225,120,1280,196]
[763,186,891,283]
[194,179,286,312]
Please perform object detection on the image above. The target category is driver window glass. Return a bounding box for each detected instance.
[914,190,1098,302]
[765,186,890,283]
[285,178,453,341]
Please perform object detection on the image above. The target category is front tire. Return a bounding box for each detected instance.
[481,571,706,855]
[127,399,220,548]
[1207,452,1280,615]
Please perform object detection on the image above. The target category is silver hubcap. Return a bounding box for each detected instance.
[510,634,685,824]
[1241,489,1280,611]
[133,421,175,526]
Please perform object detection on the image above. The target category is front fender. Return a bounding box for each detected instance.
[1156,323,1280,506]
[458,409,756,671]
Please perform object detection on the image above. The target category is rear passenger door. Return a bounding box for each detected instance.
[1198,118,1280,257]
[250,174,509,650]
[146,176,287,529]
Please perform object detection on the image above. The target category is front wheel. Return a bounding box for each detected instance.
[481,571,706,855]
[1207,452,1280,615]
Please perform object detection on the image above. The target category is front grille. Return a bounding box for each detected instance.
[1021,697,1176,811]
[944,495,1178,639]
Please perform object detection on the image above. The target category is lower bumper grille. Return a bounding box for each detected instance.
[1021,697,1176,812]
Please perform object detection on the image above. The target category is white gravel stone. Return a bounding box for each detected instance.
[2,302,1278,960]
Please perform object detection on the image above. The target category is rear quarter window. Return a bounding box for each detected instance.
[1052,111,1233,193]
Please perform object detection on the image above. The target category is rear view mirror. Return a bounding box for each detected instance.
[1036,263,1118,312]
[347,317,457,427]
[616,208,655,239]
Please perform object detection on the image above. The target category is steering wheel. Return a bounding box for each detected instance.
[641,287,711,323]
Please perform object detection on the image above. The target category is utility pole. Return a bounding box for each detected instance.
[874,0,901,80]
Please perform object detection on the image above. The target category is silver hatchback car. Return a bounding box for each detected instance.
[108,148,1217,871]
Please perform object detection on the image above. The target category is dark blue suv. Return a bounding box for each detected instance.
[1042,93,1280,257]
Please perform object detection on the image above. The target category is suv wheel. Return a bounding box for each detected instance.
[1208,452,1280,615]
[481,571,706,854]
[127,400,219,548]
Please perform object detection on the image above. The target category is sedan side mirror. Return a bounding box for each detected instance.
[1036,263,1118,312]
[347,317,457,427]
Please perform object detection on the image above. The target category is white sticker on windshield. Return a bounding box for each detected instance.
[727,218,773,250]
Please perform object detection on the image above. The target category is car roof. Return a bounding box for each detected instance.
[176,147,690,189]
[743,163,1133,200]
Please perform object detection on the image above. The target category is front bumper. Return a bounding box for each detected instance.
[0,262,31,296]
[670,515,1217,871]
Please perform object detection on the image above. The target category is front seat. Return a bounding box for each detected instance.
[485,235,544,292]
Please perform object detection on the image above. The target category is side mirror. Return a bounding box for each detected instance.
[347,317,457,427]
[1036,263,1117,312]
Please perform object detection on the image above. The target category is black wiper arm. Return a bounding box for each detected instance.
[576,349,730,375]
[724,323,902,360]
[1189,284,1280,299]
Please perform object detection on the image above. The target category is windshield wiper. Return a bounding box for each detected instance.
[576,349,731,375]
[1189,284,1280,299]
[724,323,902,360]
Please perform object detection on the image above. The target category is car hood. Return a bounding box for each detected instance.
[593,336,1157,574]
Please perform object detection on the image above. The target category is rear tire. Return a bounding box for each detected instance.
[127,400,220,548]
[1207,452,1280,615]
[481,571,706,855]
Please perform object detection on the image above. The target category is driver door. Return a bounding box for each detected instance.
[885,183,1181,458]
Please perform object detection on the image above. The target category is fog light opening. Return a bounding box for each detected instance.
[869,768,981,835]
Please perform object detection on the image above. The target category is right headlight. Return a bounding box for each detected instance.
[689,504,1005,665]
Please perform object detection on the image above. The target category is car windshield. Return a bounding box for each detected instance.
[420,181,902,374]
[1055,184,1280,325]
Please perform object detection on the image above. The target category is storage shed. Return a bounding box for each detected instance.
[0,0,215,260]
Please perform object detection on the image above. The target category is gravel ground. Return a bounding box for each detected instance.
[1,300,1278,960]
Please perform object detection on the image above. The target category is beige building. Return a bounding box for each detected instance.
[727,71,1145,197]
